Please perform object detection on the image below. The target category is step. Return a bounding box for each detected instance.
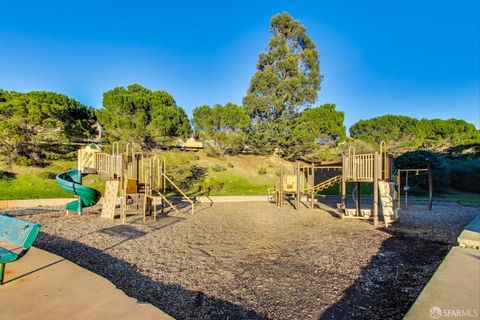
[458,214,480,249]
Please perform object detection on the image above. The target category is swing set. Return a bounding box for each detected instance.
[396,160,433,210]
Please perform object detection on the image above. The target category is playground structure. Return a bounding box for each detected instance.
[56,143,195,222]
[270,162,342,209]
[271,141,400,227]
[396,162,433,210]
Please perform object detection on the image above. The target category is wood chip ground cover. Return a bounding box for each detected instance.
[2,202,477,319]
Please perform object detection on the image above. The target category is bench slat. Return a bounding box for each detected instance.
[0,214,41,284]
[0,215,41,249]
[0,247,18,263]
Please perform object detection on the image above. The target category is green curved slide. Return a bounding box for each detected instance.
[55,169,101,214]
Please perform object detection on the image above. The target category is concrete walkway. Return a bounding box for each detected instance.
[196,195,268,203]
[405,246,480,318]
[0,246,173,320]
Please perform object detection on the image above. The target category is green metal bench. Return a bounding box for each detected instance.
[0,214,41,284]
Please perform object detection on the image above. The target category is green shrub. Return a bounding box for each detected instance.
[163,151,207,191]
[227,162,234,168]
[205,145,221,158]
[449,160,480,193]
[15,156,33,166]
[201,177,225,194]
[0,170,15,180]
[258,166,267,175]
[211,164,226,172]
[38,171,57,180]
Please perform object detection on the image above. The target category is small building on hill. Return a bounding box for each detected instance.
[178,137,203,151]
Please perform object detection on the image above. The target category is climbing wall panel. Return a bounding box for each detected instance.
[101,180,119,219]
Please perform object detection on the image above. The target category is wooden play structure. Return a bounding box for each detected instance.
[269,162,342,209]
[270,141,398,227]
[341,142,395,226]
[57,143,195,222]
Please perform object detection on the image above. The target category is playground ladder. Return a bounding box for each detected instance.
[305,175,342,195]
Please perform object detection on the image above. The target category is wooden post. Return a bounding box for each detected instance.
[143,193,147,223]
[426,160,433,210]
[121,191,126,224]
[161,158,165,215]
[388,155,393,180]
[405,172,409,207]
[310,163,314,209]
[295,162,300,210]
[397,171,401,208]
[341,156,346,210]
[279,165,284,207]
[356,182,361,216]
[373,152,379,227]
[310,163,314,188]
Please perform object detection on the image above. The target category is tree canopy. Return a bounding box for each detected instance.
[192,103,250,155]
[243,13,322,154]
[97,84,191,146]
[286,104,346,159]
[350,115,480,153]
[0,89,96,165]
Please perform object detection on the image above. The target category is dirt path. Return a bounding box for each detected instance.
[3,202,477,319]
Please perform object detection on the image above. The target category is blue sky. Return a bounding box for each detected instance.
[1,0,479,129]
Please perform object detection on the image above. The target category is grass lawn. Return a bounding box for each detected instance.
[431,192,480,205]
[197,171,274,196]
[0,160,107,200]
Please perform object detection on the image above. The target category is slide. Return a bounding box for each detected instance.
[55,169,101,213]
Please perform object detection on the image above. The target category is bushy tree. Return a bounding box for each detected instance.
[394,150,449,194]
[97,84,191,146]
[350,115,480,153]
[350,115,423,150]
[420,118,480,148]
[449,159,480,193]
[0,89,96,165]
[285,104,346,159]
[193,103,250,155]
[243,13,322,154]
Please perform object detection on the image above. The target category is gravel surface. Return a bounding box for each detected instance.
[2,202,478,319]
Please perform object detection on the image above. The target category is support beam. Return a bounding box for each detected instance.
[341,156,346,210]
[310,163,314,209]
[373,152,379,227]
[427,160,433,210]
[280,165,284,207]
[161,159,165,215]
[295,162,300,210]
[397,172,401,208]
[0,263,4,285]
[356,182,361,216]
